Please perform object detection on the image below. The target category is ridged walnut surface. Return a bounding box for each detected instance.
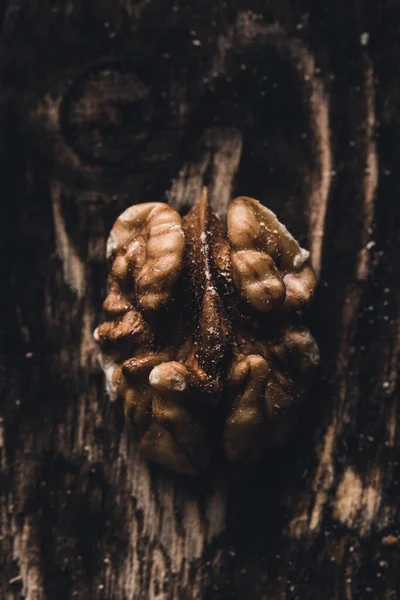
[95,190,319,474]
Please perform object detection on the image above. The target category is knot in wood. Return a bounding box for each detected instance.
[62,65,152,166]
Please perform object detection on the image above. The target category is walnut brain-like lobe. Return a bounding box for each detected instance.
[94,189,319,475]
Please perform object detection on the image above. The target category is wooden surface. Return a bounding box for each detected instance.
[1,1,400,598]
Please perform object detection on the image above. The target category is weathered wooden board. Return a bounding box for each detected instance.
[1,1,399,599]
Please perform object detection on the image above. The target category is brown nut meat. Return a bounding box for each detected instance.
[223,325,319,463]
[121,355,210,475]
[95,189,319,474]
[227,196,317,311]
[105,202,185,312]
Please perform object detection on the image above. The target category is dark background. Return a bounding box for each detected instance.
[1,1,400,598]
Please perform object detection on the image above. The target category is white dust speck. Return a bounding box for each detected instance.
[119,206,138,223]
[149,369,160,387]
[98,354,118,401]
[293,247,310,269]
[106,231,119,258]
[170,223,185,237]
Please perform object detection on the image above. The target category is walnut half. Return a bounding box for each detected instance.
[94,189,319,475]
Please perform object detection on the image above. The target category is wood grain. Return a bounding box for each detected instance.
[1,1,399,599]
